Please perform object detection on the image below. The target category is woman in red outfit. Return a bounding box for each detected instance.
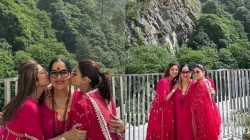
[174,64,195,140]
[70,59,125,140]
[0,60,49,140]
[185,64,221,140]
[146,62,179,140]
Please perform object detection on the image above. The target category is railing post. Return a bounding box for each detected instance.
[119,76,124,120]
[4,79,11,106]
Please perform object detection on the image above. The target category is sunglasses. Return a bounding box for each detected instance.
[193,71,201,75]
[50,69,69,78]
[181,71,190,74]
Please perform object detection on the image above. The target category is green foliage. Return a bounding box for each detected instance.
[126,0,144,20]
[125,45,176,74]
[228,42,250,68]
[197,14,246,48]
[0,0,125,80]
[13,50,32,70]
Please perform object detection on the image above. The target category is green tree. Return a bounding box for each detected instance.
[126,45,175,74]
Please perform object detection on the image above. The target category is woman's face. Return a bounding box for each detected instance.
[36,65,50,87]
[180,66,191,81]
[49,61,71,90]
[193,67,205,80]
[71,65,83,88]
[169,65,179,78]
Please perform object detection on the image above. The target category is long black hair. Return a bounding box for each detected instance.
[78,59,112,102]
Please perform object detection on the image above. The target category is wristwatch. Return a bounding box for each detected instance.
[59,135,66,140]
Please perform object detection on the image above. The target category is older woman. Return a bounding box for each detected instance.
[174,64,195,140]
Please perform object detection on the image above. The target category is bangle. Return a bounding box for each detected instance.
[59,135,66,140]
[171,89,176,93]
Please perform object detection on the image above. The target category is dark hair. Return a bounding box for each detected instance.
[48,57,72,73]
[163,62,179,77]
[39,57,72,104]
[177,64,191,80]
[3,60,39,124]
[78,59,112,102]
[193,64,207,78]
[193,64,205,72]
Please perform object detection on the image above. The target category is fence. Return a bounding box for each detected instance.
[1,69,250,139]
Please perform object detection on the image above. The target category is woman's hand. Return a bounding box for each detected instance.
[109,115,125,133]
[208,88,216,96]
[63,123,87,140]
[25,134,38,140]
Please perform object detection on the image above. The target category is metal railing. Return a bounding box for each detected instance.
[1,69,249,140]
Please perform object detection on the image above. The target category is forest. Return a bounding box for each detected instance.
[126,0,250,74]
[0,0,126,80]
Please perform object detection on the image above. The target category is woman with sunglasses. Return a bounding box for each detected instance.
[174,64,195,140]
[146,62,179,140]
[184,64,221,140]
[0,60,49,140]
[70,59,125,140]
[38,57,86,140]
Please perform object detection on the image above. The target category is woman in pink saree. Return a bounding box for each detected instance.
[185,64,221,140]
[174,64,195,140]
[146,62,179,140]
[0,60,50,140]
[70,59,125,140]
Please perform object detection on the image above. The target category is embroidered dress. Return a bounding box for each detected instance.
[0,98,44,140]
[185,80,220,140]
[203,79,222,138]
[174,80,195,140]
[71,90,124,140]
[146,78,175,140]
[40,90,81,139]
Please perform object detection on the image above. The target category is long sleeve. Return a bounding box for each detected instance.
[156,78,170,103]
[21,100,44,140]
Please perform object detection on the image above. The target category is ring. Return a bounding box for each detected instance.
[116,124,120,128]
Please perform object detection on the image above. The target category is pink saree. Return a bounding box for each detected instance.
[146,78,175,140]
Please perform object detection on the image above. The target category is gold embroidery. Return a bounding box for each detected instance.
[4,125,25,137]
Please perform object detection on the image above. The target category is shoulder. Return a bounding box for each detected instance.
[158,78,170,85]
[22,99,40,113]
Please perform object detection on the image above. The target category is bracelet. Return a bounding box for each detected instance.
[58,135,66,140]
[171,89,176,93]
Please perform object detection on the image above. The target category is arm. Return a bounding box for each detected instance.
[109,100,125,133]
[22,100,44,140]
[166,82,179,101]
[156,79,173,103]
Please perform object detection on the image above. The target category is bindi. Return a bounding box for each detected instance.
[57,67,60,70]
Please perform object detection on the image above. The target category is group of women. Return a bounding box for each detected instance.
[0,59,222,140]
[0,57,125,140]
[146,63,222,140]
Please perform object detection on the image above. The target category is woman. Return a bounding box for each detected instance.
[39,57,86,140]
[0,60,49,140]
[174,64,195,140]
[70,59,125,140]
[185,64,221,140]
[146,62,179,140]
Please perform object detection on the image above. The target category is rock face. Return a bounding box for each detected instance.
[126,0,201,53]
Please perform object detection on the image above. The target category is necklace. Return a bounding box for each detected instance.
[180,80,191,104]
[52,89,71,137]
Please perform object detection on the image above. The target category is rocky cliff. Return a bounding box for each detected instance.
[126,0,201,53]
